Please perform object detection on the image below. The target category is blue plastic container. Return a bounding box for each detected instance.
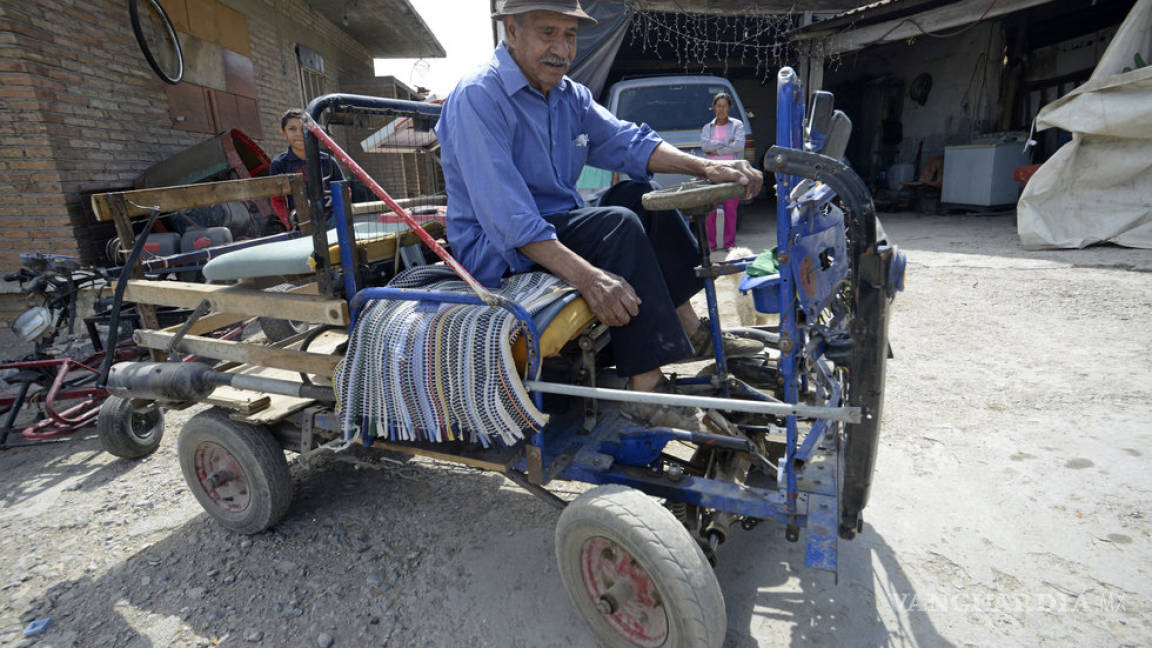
[738,273,781,314]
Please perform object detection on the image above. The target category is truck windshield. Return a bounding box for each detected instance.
[615,84,744,132]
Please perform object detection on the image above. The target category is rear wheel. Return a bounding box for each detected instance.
[555,485,725,648]
[97,396,164,459]
[178,408,292,534]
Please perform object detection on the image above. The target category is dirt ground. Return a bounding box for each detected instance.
[1,207,1150,648]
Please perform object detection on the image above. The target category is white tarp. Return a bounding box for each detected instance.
[1017,0,1152,249]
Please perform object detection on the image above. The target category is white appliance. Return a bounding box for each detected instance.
[941,143,1031,207]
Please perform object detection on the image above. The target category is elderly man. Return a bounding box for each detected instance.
[435,0,764,428]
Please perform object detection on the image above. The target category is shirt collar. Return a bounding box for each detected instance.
[493,42,569,97]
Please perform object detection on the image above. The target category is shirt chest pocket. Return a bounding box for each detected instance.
[563,131,590,184]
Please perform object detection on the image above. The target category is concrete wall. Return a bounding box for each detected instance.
[823,22,1005,181]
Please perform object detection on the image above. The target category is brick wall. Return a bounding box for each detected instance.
[0,0,384,330]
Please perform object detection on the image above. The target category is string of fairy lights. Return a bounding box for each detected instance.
[622,3,807,82]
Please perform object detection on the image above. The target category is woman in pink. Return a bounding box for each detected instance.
[700,92,746,250]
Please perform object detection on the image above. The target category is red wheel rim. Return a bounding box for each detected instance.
[193,442,250,513]
[579,536,668,647]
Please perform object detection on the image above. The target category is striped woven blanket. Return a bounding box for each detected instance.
[334,266,571,446]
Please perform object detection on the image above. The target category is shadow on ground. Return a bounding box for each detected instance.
[15,440,933,647]
[718,520,951,648]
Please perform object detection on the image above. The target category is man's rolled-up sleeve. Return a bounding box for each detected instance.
[448,85,556,272]
[582,94,662,180]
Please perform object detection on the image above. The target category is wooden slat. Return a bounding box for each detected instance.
[123,280,349,326]
[205,386,271,414]
[134,330,342,376]
[230,392,314,424]
[160,311,250,336]
[91,175,301,221]
[350,195,446,215]
[370,440,523,472]
[325,220,445,265]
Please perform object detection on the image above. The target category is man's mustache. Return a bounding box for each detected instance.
[538,54,569,67]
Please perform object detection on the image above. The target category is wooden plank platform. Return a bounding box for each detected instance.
[123,280,349,326]
[135,330,342,376]
[205,386,271,414]
[213,330,348,424]
[223,364,319,425]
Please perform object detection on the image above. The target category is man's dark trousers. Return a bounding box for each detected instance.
[540,181,704,377]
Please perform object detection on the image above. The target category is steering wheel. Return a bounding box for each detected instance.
[641,180,745,215]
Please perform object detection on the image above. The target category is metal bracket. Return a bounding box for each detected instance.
[526,444,544,484]
[166,299,211,360]
[299,406,323,453]
[398,243,426,269]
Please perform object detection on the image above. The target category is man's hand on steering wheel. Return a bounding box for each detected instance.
[704,159,763,200]
[576,268,641,327]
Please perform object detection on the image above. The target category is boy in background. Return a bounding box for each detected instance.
[269,108,344,229]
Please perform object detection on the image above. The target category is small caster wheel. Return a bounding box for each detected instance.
[98,396,164,459]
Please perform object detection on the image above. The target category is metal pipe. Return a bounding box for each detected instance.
[522,380,861,423]
[330,181,359,313]
[775,66,805,511]
[107,362,335,403]
[694,216,729,396]
[224,374,335,402]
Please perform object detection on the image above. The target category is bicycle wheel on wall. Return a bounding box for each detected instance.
[130,0,184,84]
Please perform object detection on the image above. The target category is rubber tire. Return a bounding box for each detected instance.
[177,408,292,534]
[258,282,311,343]
[555,485,726,648]
[129,0,184,84]
[97,396,164,459]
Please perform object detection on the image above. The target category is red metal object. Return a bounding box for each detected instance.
[1014,163,1042,185]
[0,317,253,446]
[301,115,499,305]
[0,355,117,441]
[136,128,280,228]
[194,441,251,512]
[579,537,668,647]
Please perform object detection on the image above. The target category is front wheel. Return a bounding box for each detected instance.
[555,485,725,648]
[177,408,292,534]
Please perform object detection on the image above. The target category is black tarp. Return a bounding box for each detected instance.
[569,1,633,98]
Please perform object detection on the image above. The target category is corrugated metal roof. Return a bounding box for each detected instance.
[795,0,952,36]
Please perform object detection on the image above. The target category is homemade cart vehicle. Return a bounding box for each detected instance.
[93,67,904,647]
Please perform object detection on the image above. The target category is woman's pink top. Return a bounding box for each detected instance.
[705,123,736,161]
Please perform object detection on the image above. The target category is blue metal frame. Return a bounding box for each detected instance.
[775,68,807,517]
[329,181,360,320]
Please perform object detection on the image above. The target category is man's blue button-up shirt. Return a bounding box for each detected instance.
[436,43,662,287]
